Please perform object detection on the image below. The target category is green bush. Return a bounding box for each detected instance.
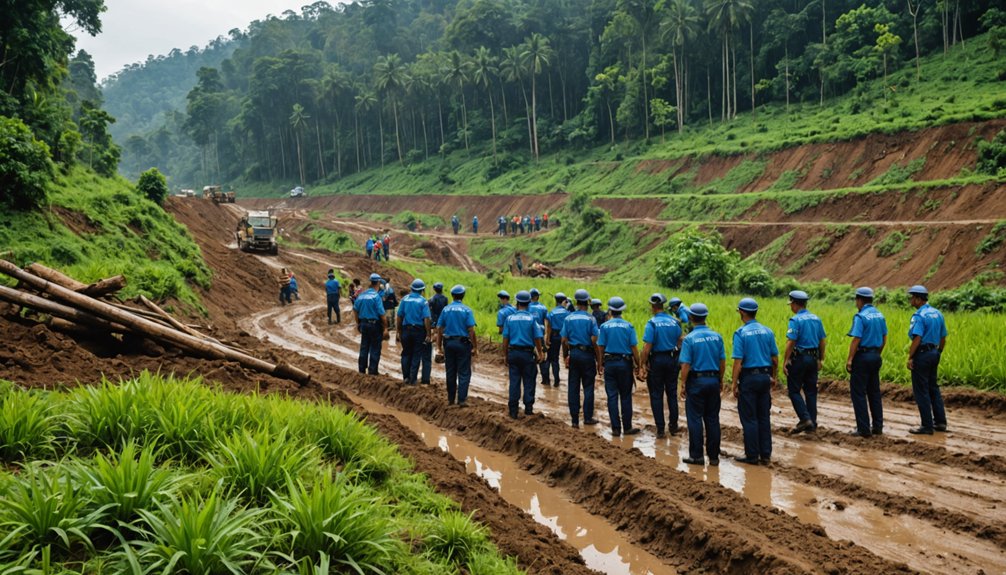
[976,130,1006,175]
[655,230,739,293]
[976,221,1006,255]
[136,167,169,205]
[0,116,54,210]
[874,230,907,257]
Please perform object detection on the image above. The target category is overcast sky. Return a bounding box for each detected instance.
[73,0,311,80]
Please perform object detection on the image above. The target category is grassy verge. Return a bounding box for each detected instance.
[0,373,523,574]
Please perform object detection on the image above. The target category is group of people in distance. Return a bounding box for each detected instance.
[364,232,392,262]
[345,274,949,467]
[448,213,554,235]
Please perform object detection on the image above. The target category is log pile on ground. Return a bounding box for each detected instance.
[0,259,310,385]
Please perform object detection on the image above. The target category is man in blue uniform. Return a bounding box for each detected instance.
[472,216,479,234]
[324,270,342,324]
[353,273,387,375]
[640,293,684,438]
[669,297,690,330]
[451,215,460,234]
[436,285,478,406]
[730,298,779,465]
[496,290,516,334]
[397,279,432,386]
[591,298,608,326]
[678,303,725,466]
[544,293,570,388]
[528,288,549,384]
[498,216,506,236]
[561,289,601,427]
[906,285,949,435]
[502,290,545,418]
[420,282,449,385]
[783,290,827,433]
[846,286,887,437]
[597,297,642,437]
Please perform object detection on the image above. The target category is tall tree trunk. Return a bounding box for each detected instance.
[421,109,429,160]
[530,73,539,160]
[315,117,326,180]
[641,34,650,139]
[607,100,615,144]
[672,48,683,133]
[278,125,287,180]
[707,65,713,126]
[521,82,534,157]
[295,131,305,186]
[378,110,385,167]
[547,71,556,119]
[501,85,509,126]
[488,88,497,164]
[354,110,361,172]
[437,95,445,151]
[392,97,403,165]
[460,90,470,151]
[785,44,791,111]
[908,0,921,81]
[731,42,738,119]
[559,66,568,122]
[749,21,755,117]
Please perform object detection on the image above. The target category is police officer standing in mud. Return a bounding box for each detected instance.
[544,293,570,388]
[906,285,949,434]
[436,285,478,406]
[397,279,431,386]
[528,288,549,385]
[420,282,449,385]
[639,293,684,438]
[496,290,516,334]
[561,289,601,427]
[846,287,887,437]
[597,296,642,436]
[502,290,545,419]
[783,290,827,433]
[730,298,779,465]
[353,273,387,375]
[679,303,725,466]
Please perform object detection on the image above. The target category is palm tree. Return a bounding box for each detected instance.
[519,33,553,161]
[472,46,499,164]
[442,50,473,151]
[354,89,377,170]
[661,0,700,132]
[501,45,532,157]
[374,54,409,165]
[705,0,753,120]
[289,103,309,186]
[617,0,658,140]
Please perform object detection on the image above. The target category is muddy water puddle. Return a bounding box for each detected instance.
[346,392,677,575]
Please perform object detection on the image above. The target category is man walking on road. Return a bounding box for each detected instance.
[353,273,387,375]
[325,270,342,324]
[278,268,293,305]
[679,303,725,466]
[436,285,478,406]
[544,293,571,388]
[906,285,949,435]
[397,279,432,386]
[597,297,642,437]
[562,290,600,427]
[730,298,779,465]
[502,290,545,418]
[640,293,684,438]
[783,290,826,433]
[421,282,449,385]
[846,287,888,437]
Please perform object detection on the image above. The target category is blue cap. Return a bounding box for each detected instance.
[574,289,590,302]
[433,282,444,291]
[788,290,810,301]
[369,273,382,283]
[689,303,709,317]
[411,279,426,291]
[327,272,335,278]
[855,286,874,298]
[530,288,540,297]
[590,298,602,306]
[668,297,683,306]
[908,285,928,296]
[649,293,667,305]
[608,296,626,312]
[450,284,466,296]
[555,292,567,301]
[738,298,759,312]
[497,290,511,299]
[515,290,532,303]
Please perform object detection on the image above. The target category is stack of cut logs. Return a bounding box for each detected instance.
[0,259,310,385]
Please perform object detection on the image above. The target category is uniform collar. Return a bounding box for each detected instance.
[654,311,672,318]
[743,319,758,325]
[796,309,809,315]
[691,324,709,331]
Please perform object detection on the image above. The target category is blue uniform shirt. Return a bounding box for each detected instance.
[786,309,826,350]
[503,310,544,347]
[848,304,888,348]
[561,311,599,347]
[732,320,779,368]
[679,326,725,372]
[676,305,690,325]
[529,302,548,326]
[325,278,341,296]
[353,288,385,320]
[496,305,516,329]
[397,293,431,327]
[546,306,570,337]
[643,312,682,352]
[437,301,476,337]
[909,303,948,346]
[597,317,637,355]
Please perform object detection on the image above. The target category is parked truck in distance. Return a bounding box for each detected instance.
[203,185,236,204]
[236,211,279,255]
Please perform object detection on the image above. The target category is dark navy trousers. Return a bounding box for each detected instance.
[737,372,773,459]
[685,376,721,461]
[326,294,341,323]
[603,358,634,434]
[508,349,537,416]
[647,353,680,433]
[419,340,432,384]
[567,348,596,424]
[787,354,818,426]
[912,349,946,430]
[543,335,562,386]
[850,351,884,434]
[444,339,472,404]
[399,326,425,384]
[358,322,383,374]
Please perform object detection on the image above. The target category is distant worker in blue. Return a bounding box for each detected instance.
[502,290,545,418]
[365,237,374,259]
[518,216,525,234]
[534,215,541,231]
[597,296,642,437]
[783,290,827,433]
[561,290,601,427]
[845,287,887,437]
[730,298,779,465]
[353,273,387,375]
[420,282,449,385]
[906,285,948,435]
[590,298,608,326]
[678,303,725,466]
[544,293,571,388]
[496,290,516,334]
[288,272,300,300]
[669,297,690,330]
[451,215,460,235]
[498,216,506,236]
[472,216,479,234]
[324,270,342,324]
[639,293,683,438]
[397,279,432,386]
[436,285,478,406]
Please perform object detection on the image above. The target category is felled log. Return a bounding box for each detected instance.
[25,263,125,297]
[80,275,126,297]
[0,284,131,333]
[0,260,311,385]
[136,295,252,356]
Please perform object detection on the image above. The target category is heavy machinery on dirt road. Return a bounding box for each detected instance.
[203,185,236,204]
[236,210,279,255]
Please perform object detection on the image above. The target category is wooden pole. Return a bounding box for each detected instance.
[0,285,131,333]
[137,295,253,355]
[81,275,127,297]
[24,263,126,297]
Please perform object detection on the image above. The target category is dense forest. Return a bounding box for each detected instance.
[107,0,1005,188]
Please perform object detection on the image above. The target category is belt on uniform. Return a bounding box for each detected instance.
[689,370,720,379]
[604,353,631,363]
[403,325,425,330]
[794,347,819,357]
[740,366,772,376]
[571,345,594,352]
[857,346,881,353]
[360,319,380,324]
[652,349,679,357]
[918,343,939,352]
[509,346,534,352]
[444,336,471,343]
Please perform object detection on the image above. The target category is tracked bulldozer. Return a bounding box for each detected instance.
[203,185,235,204]
[236,211,279,255]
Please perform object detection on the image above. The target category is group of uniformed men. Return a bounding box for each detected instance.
[352,277,949,466]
